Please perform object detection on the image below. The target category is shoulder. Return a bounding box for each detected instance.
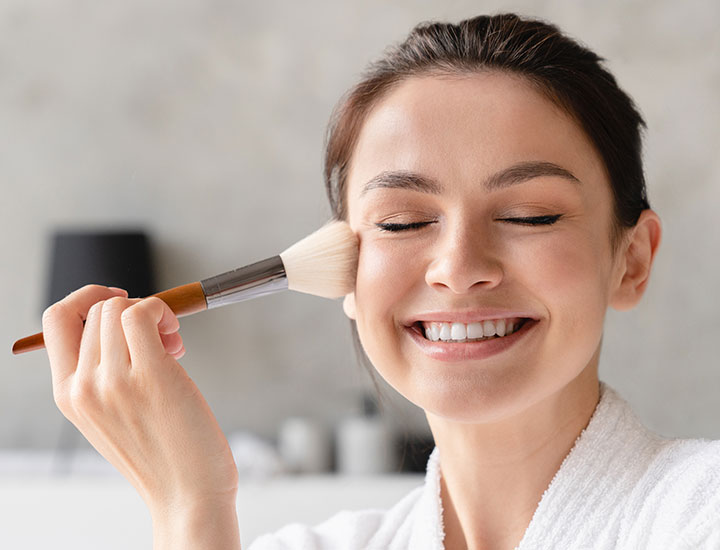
[245,485,425,550]
[651,437,720,487]
[530,384,720,549]
[630,438,720,549]
[643,437,720,510]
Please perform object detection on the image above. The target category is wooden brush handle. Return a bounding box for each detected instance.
[153,282,208,317]
[11,282,207,355]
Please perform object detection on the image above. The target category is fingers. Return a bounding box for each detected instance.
[74,300,104,379]
[43,285,184,391]
[121,297,182,366]
[99,297,141,367]
[42,285,129,386]
[97,297,182,367]
[160,331,185,360]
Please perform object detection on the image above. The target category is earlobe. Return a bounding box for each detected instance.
[343,292,357,320]
[610,209,662,311]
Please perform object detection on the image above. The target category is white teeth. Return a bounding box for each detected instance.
[467,322,484,339]
[450,323,466,340]
[421,319,525,342]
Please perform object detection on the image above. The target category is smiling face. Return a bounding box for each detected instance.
[341,72,631,423]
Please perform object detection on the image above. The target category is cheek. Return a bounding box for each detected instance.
[354,238,420,320]
[525,229,611,351]
[353,237,424,371]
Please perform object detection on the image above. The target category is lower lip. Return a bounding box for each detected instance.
[405,320,539,362]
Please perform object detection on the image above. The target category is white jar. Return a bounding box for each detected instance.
[277,416,331,474]
[336,404,394,475]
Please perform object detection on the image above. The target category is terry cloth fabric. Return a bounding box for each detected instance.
[247,382,720,550]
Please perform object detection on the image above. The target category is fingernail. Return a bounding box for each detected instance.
[109,287,128,296]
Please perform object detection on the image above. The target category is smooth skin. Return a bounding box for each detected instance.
[341,73,661,549]
[42,286,241,549]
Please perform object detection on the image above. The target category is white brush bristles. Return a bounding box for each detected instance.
[279,220,358,299]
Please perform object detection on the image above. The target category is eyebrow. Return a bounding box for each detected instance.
[360,161,581,196]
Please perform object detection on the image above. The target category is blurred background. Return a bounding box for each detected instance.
[0,0,718,545]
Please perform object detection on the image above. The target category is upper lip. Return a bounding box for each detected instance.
[403,309,541,326]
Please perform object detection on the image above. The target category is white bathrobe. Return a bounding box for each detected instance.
[247,383,720,549]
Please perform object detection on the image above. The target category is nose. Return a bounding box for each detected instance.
[424,221,504,294]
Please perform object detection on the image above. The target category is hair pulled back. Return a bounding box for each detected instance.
[324,13,650,252]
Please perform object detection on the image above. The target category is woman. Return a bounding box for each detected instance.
[42,13,719,550]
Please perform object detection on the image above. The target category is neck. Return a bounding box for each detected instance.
[426,364,600,550]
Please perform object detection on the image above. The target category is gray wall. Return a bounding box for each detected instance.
[2,0,718,451]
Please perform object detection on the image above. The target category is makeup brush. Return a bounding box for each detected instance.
[12,220,358,355]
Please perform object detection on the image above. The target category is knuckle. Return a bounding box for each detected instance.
[53,386,72,414]
[140,296,163,312]
[42,301,67,326]
[120,305,139,325]
[121,297,158,323]
[69,377,100,411]
[41,306,55,327]
[88,300,105,316]
[102,296,129,314]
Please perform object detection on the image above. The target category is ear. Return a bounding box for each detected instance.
[609,209,662,311]
[343,292,357,320]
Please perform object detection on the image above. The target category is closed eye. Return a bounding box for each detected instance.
[375,221,435,232]
[376,215,562,232]
[499,215,563,226]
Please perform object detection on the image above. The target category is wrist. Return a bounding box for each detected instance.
[151,495,240,550]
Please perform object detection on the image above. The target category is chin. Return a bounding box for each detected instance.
[412,368,538,424]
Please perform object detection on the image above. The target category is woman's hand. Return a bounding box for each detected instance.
[42,284,240,523]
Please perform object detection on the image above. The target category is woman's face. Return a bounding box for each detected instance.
[342,72,628,423]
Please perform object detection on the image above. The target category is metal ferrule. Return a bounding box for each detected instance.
[200,255,288,310]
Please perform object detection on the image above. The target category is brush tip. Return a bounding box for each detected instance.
[280,220,358,299]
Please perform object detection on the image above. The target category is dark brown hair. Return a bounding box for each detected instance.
[324,13,650,393]
[325,12,650,247]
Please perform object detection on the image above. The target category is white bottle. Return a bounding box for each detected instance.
[278,416,331,474]
[336,395,394,475]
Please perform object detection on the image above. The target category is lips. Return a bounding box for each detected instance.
[402,309,541,326]
[404,316,540,362]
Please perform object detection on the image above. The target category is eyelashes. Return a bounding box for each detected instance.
[375,214,563,232]
[502,214,563,226]
[375,221,436,232]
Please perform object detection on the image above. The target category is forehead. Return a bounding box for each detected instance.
[346,72,607,204]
